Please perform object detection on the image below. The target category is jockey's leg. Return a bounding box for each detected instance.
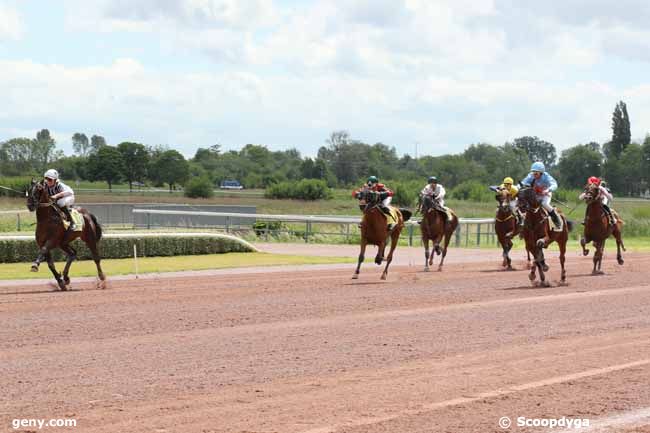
[58,196,76,230]
[510,200,523,226]
[602,203,616,225]
[542,194,561,229]
[381,197,394,230]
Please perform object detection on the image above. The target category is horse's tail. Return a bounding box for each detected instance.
[566,220,574,232]
[400,208,412,222]
[90,213,103,241]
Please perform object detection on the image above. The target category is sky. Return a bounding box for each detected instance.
[1,0,650,158]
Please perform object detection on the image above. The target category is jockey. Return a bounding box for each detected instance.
[579,176,616,225]
[420,176,446,207]
[44,169,76,230]
[497,177,523,226]
[420,176,450,220]
[520,162,561,230]
[353,176,395,229]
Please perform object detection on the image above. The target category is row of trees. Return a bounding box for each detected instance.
[1,101,649,196]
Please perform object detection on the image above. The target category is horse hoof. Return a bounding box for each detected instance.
[583,250,590,256]
[542,264,549,272]
[437,266,443,272]
[423,267,430,272]
[58,281,67,291]
[528,273,535,281]
[618,258,624,265]
[506,266,514,271]
[592,270,604,276]
[541,281,551,287]
[558,280,568,287]
[352,274,359,280]
[380,274,387,280]
[30,265,38,272]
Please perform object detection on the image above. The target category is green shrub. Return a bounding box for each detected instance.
[184,176,215,198]
[0,235,254,263]
[450,181,493,202]
[390,180,421,207]
[265,179,332,200]
[252,221,284,236]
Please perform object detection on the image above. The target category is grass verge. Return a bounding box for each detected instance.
[0,252,354,280]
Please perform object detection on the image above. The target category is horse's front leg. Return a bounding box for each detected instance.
[352,239,367,279]
[381,232,399,280]
[528,248,538,283]
[535,249,550,287]
[504,238,513,270]
[437,231,453,271]
[45,252,66,290]
[614,227,625,265]
[423,238,431,272]
[580,235,590,256]
[31,241,53,272]
[375,239,386,265]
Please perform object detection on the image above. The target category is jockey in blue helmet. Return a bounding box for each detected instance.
[520,162,561,229]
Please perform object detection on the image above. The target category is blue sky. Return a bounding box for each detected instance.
[1,0,650,158]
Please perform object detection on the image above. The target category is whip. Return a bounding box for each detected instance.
[0,185,26,195]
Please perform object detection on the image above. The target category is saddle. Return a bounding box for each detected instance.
[53,205,84,232]
[542,208,563,232]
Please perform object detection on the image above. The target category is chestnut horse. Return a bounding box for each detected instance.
[420,195,458,272]
[516,187,572,287]
[579,183,625,274]
[353,189,412,280]
[26,180,106,290]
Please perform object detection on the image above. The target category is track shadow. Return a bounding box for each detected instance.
[345,281,388,286]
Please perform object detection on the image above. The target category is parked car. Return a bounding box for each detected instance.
[219,180,244,190]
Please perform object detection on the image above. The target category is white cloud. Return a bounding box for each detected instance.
[0,4,23,41]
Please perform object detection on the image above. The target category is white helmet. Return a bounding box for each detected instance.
[44,169,59,180]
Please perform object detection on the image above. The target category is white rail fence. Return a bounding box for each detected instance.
[132,209,497,247]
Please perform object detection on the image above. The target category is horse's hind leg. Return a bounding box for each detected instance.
[353,239,367,279]
[375,239,386,265]
[88,241,106,288]
[60,244,78,287]
[46,252,66,291]
[558,239,568,285]
[580,236,590,256]
[437,231,453,271]
[614,228,625,265]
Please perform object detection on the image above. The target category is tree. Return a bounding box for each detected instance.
[90,135,107,154]
[557,144,603,188]
[117,142,149,190]
[610,101,631,159]
[35,129,57,173]
[72,133,90,157]
[512,136,557,169]
[87,145,124,190]
[149,149,189,192]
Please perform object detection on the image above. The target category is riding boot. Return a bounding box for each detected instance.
[62,207,76,231]
[603,204,616,225]
[548,209,561,230]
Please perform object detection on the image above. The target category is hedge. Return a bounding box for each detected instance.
[0,234,256,263]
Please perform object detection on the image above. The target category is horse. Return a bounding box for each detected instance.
[352,189,412,280]
[26,180,106,290]
[493,188,530,270]
[516,186,572,287]
[579,183,625,274]
[420,194,458,272]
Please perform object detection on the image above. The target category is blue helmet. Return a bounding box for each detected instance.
[530,161,545,173]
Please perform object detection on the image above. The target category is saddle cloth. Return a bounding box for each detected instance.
[69,208,84,232]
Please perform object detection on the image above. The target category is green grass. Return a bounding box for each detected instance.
[0,252,354,280]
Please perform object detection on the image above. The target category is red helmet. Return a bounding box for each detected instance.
[588,176,601,185]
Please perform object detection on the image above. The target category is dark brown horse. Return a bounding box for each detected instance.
[580,183,625,274]
[516,187,572,287]
[353,189,412,280]
[420,195,458,272]
[26,180,106,290]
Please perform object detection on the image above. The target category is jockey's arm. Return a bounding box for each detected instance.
[437,185,446,200]
[599,186,613,201]
[547,174,558,192]
[52,182,74,199]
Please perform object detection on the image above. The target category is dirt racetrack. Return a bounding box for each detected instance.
[3,245,650,432]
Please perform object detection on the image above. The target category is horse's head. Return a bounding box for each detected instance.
[516,186,538,213]
[421,194,435,213]
[26,179,45,211]
[583,183,600,204]
[355,188,381,212]
[494,188,511,212]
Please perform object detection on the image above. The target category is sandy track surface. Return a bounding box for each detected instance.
[2,247,650,432]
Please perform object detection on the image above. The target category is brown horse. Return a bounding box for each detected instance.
[579,183,625,274]
[26,180,106,290]
[516,187,572,287]
[420,194,458,272]
[352,189,412,280]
